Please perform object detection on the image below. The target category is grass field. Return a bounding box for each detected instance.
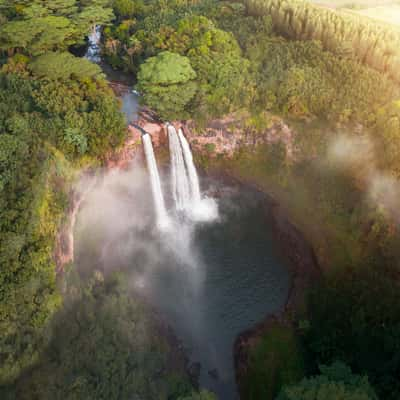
[309,0,400,27]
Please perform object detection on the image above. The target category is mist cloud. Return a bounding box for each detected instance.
[74,160,207,295]
[327,134,400,222]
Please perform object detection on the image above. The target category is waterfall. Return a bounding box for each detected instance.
[142,134,170,229]
[168,125,191,211]
[178,128,201,205]
[168,125,218,222]
[85,25,101,63]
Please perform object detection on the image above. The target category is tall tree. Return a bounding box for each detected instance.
[136,51,197,120]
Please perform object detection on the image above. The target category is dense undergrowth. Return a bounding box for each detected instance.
[1,0,400,399]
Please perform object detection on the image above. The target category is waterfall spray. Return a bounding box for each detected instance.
[142,133,170,229]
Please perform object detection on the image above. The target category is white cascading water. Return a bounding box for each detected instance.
[142,133,170,229]
[85,25,101,63]
[168,125,191,211]
[168,125,218,222]
[178,128,201,204]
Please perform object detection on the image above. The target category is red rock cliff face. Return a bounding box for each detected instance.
[106,109,167,170]
[54,174,98,272]
[126,110,298,162]
[181,113,297,161]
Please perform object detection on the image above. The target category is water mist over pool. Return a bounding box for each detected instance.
[74,157,290,399]
[73,127,289,399]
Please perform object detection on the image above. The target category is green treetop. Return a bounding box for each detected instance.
[0,0,115,56]
[276,362,378,400]
[28,51,103,80]
[136,51,197,120]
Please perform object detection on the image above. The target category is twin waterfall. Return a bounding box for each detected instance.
[142,125,216,229]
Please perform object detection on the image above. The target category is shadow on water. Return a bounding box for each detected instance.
[74,165,290,399]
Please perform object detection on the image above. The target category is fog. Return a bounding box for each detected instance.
[73,158,211,296]
[327,133,400,222]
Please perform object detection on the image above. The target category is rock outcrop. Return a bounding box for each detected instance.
[128,111,298,163]
[181,113,297,160]
[54,173,98,272]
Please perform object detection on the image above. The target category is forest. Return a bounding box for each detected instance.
[1,0,400,399]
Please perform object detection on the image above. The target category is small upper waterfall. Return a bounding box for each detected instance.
[85,25,101,63]
[178,128,201,205]
[168,125,191,211]
[142,133,170,229]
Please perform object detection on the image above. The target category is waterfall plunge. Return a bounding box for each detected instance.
[168,125,218,222]
[142,134,170,229]
[168,125,191,211]
[141,126,217,230]
[178,128,201,204]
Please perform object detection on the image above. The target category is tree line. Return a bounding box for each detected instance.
[242,0,400,83]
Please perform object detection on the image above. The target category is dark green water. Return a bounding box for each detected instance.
[74,167,290,399]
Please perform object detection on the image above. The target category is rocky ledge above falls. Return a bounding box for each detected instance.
[125,110,298,164]
[181,113,298,161]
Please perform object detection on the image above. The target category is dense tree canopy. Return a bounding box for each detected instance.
[277,362,377,400]
[104,1,249,119]
[136,51,197,120]
[0,0,115,56]
[243,0,400,83]
[1,273,195,400]
[305,263,400,399]
[0,71,125,384]
[28,51,103,80]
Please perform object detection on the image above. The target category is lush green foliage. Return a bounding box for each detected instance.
[243,0,400,83]
[178,390,218,400]
[277,362,377,400]
[1,272,195,400]
[305,263,400,400]
[136,51,197,119]
[105,0,399,125]
[104,0,249,120]
[113,0,136,19]
[0,70,125,383]
[0,0,114,56]
[242,323,305,400]
[28,51,103,80]
[215,4,399,124]
[0,0,126,383]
